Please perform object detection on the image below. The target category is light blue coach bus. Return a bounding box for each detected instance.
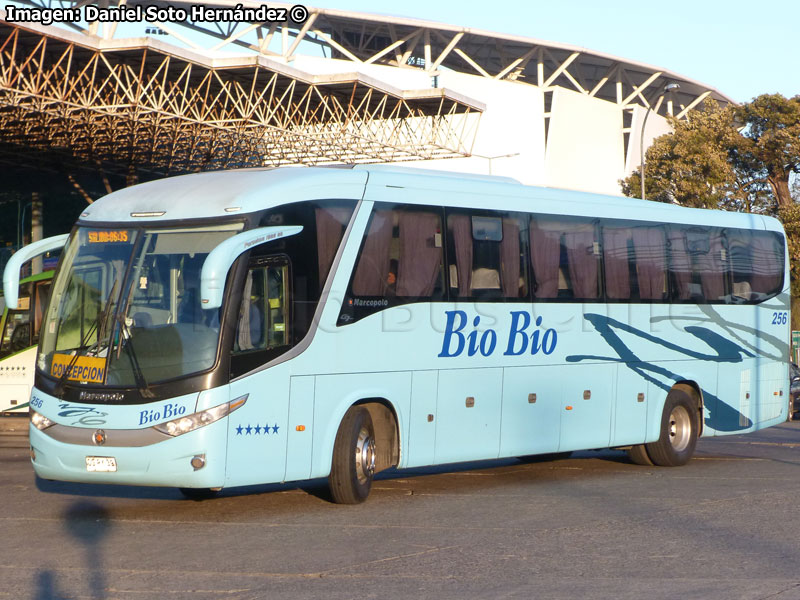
[3,166,789,502]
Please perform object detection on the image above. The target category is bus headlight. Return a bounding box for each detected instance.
[30,411,55,431]
[152,395,247,437]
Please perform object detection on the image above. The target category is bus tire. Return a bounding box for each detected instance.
[627,444,654,466]
[645,390,698,467]
[329,406,375,504]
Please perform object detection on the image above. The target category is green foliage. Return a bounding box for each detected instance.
[779,204,800,297]
[621,99,777,213]
[731,94,800,208]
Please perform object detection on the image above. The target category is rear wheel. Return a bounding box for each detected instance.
[329,407,375,504]
[645,390,699,466]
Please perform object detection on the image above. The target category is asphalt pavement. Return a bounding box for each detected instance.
[2,415,800,599]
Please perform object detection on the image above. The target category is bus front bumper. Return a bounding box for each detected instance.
[29,419,228,489]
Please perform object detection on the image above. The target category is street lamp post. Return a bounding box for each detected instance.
[640,82,680,200]
[19,202,31,247]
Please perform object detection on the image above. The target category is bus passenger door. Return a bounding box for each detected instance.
[226,256,293,487]
[434,368,502,464]
[559,364,612,452]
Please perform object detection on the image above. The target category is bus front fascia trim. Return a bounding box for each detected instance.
[200,225,303,309]
[2,233,69,309]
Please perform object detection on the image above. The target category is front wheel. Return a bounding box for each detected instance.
[329,407,376,504]
[645,390,699,467]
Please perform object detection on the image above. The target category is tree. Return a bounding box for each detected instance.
[730,94,800,210]
[621,98,782,213]
[621,100,741,209]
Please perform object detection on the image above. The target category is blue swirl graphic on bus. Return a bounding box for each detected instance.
[57,403,108,426]
[565,313,756,432]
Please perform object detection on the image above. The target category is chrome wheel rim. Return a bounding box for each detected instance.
[668,405,692,452]
[354,427,376,485]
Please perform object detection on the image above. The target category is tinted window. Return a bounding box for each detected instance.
[668,226,727,302]
[727,229,785,301]
[342,203,445,323]
[601,221,667,302]
[530,216,599,301]
[447,211,528,300]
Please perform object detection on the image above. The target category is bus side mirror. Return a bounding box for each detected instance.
[200,226,302,310]
[2,234,68,310]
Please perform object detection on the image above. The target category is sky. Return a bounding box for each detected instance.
[306,0,799,104]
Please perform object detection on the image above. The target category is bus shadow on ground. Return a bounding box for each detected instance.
[32,451,639,503]
[39,445,795,506]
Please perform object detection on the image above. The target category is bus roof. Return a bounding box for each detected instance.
[78,166,782,234]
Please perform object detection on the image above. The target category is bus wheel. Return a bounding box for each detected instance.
[645,390,698,467]
[179,487,219,500]
[329,406,375,504]
[627,444,653,466]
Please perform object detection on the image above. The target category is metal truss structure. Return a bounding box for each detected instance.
[0,0,732,179]
[0,12,482,177]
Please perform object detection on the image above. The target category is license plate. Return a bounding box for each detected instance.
[85,456,117,472]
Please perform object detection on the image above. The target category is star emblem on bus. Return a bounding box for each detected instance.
[235,423,280,435]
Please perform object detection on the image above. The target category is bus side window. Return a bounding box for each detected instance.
[530,216,598,301]
[316,206,353,293]
[727,229,785,301]
[529,218,562,299]
[602,222,667,302]
[343,204,445,323]
[233,256,290,355]
[602,224,633,300]
[1,291,32,354]
[630,225,667,301]
[669,226,728,302]
[447,211,528,300]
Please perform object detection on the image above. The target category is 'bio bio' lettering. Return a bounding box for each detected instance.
[438,310,558,358]
[139,403,186,425]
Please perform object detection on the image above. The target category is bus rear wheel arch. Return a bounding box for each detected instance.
[328,400,400,504]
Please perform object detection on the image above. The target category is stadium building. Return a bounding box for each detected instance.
[0,0,733,238]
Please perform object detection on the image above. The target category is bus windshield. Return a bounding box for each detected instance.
[38,224,242,387]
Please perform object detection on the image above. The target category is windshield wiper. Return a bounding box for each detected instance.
[115,314,155,399]
[53,279,118,398]
[53,318,100,398]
